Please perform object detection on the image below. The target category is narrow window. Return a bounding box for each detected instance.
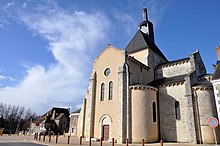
[175,101,180,120]
[101,83,105,101]
[152,102,156,122]
[109,81,113,100]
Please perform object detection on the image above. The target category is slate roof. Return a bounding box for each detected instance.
[40,107,70,121]
[55,113,65,120]
[148,75,186,87]
[213,61,220,80]
[125,30,168,61]
[71,108,81,114]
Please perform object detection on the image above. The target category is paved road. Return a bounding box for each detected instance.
[0,142,47,146]
[0,135,217,146]
[0,135,49,146]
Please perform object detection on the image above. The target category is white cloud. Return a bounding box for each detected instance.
[0,75,6,80]
[22,0,32,9]
[144,0,169,28]
[75,103,82,110]
[113,13,136,36]
[0,18,10,29]
[0,75,15,81]
[0,4,110,115]
[4,2,15,9]
[0,68,15,81]
[22,2,27,9]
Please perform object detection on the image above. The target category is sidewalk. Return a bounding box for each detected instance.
[0,135,217,146]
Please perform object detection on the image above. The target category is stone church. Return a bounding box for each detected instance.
[73,8,220,144]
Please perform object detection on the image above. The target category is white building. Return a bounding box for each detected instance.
[211,46,220,123]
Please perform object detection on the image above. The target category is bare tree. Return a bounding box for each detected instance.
[0,102,38,134]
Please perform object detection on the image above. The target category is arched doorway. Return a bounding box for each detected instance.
[100,115,112,141]
[103,125,109,141]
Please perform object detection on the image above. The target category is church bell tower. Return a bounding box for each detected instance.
[139,8,155,43]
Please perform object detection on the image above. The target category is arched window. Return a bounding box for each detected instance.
[109,81,113,100]
[175,101,180,120]
[100,83,105,101]
[152,102,156,122]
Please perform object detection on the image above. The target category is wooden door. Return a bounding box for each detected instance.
[103,125,109,141]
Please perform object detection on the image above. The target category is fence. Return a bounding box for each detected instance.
[34,135,164,146]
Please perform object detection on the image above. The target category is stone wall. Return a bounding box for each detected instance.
[193,86,220,143]
[159,82,196,143]
[190,51,206,77]
[147,49,167,69]
[155,60,191,79]
[128,58,153,85]
[84,72,96,139]
[117,64,128,143]
[77,98,86,137]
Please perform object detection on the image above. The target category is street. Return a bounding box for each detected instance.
[0,135,217,146]
[0,135,48,146]
[0,142,47,146]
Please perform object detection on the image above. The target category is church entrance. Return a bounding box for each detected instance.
[102,125,109,141]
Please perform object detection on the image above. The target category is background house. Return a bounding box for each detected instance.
[69,109,81,136]
[30,107,70,134]
[211,46,220,123]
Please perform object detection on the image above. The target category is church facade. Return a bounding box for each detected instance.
[74,8,220,144]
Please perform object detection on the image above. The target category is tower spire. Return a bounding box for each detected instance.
[139,8,155,43]
[142,8,148,22]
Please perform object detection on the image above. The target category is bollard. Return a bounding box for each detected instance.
[89,137,91,146]
[142,139,144,146]
[43,134,46,142]
[68,136,70,144]
[100,138,102,146]
[126,139,129,146]
[49,134,51,143]
[56,134,59,143]
[160,140,163,146]
[112,138,114,146]
[34,133,36,139]
[39,134,41,141]
[80,136,82,145]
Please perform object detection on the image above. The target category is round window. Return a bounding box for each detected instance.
[104,68,111,77]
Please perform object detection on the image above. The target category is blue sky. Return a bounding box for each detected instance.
[0,0,219,115]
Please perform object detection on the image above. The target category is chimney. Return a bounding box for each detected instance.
[142,8,148,22]
[216,46,220,61]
